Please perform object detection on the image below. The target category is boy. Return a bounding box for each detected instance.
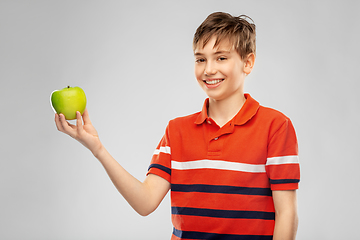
[55,12,300,240]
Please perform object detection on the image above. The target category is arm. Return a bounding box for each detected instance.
[55,109,170,216]
[272,190,299,240]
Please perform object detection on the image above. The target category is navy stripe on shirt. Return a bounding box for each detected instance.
[173,228,273,240]
[148,164,171,175]
[171,184,272,196]
[172,207,275,220]
[269,179,300,184]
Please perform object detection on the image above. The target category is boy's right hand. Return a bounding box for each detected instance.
[55,108,171,216]
[55,109,103,156]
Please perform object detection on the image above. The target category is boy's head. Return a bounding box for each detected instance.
[193,12,256,60]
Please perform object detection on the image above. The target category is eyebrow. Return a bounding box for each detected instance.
[194,50,231,56]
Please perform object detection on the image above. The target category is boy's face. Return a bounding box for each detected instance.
[194,37,252,102]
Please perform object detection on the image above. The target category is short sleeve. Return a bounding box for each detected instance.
[146,124,171,183]
[265,118,300,191]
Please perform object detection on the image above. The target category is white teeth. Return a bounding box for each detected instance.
[205,79,223,85]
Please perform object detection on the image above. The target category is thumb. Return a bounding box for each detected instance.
[76,111,84,133]
[82,108,92,125]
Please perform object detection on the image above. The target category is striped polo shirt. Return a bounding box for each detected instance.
[147,93,300,239]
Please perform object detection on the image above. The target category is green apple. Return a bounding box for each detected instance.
[50,86,87,120]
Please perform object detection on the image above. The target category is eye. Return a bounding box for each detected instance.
[195,58,205,63]
[218,57,227,61]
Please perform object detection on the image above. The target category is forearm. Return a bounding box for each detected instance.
[55,111,169,216]
[273,209,298,240]
[93,146,165,216]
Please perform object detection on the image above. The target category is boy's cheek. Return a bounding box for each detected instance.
[194,67,204,79]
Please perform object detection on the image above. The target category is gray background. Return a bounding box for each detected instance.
[1,0,359,239]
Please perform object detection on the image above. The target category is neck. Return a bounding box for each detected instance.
[208,93,246,127]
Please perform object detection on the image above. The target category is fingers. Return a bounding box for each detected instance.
[55,113,77,137]
[54,113,63,132]
[55,113,69,133]
[54,111,90,140]
[59,113,71,131]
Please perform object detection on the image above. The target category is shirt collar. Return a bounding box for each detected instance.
[194,93,260,126]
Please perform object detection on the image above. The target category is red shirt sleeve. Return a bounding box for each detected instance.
[147,124,171,183]
[266,117,300,191]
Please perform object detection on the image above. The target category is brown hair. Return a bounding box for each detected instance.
[193,12,256,60]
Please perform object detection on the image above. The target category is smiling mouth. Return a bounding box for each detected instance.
[203,79,224,85]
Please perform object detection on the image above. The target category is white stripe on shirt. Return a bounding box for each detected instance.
[153,146,171,155]
[266,155,299,166]
[171,160,266,173]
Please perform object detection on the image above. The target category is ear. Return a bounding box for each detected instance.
[243,53,255,75]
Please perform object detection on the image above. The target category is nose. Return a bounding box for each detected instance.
[204,61,217,76]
